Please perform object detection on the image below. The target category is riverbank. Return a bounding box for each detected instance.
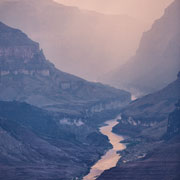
[83,116,126,180]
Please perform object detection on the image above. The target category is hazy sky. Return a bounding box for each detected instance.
[55,0,174,24]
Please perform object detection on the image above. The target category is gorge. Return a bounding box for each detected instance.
[0,0,179,179]
[0,21,130,180]
[83,115,126,180]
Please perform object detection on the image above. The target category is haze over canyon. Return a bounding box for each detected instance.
[0,0,179,180]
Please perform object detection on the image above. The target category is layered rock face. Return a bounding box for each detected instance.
[0,21,130,114]
[0,21,49,74]
[103,0,180,95]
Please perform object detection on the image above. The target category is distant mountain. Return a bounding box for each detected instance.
[0,21,130,114]
[102,0,180,95]
[0,0,145,80]
[97,73,180,180]
[0,101,110,180]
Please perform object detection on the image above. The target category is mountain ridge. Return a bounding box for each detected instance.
[0,0,146,80]
[97,72,180,180]
[102,0,180,95]
[0,21,130,114]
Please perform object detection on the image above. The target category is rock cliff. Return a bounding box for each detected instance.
[0,21,131,115]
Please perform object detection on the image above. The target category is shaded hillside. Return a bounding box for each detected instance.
[0,0,145,80]
[98,79,180,180]
[113,72,180,137]
[103,0,180,95]
[0,21,130,115]
[0,101,110,180]
[97,136,180,180]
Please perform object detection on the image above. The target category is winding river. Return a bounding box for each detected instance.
[83,115,126,180]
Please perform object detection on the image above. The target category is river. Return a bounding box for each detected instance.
[83,115,126,180]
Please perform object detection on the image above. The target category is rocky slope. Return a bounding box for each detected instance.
[97,78,180,180]
[97,136,180,180]
[113,72,180,137]
[0,21,130,115]
[0,100,112,180]
[102,0,180,95]
[0,0,145,80]
[0,21,131,179]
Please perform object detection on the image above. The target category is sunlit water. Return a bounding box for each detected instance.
[83,116,126,180]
